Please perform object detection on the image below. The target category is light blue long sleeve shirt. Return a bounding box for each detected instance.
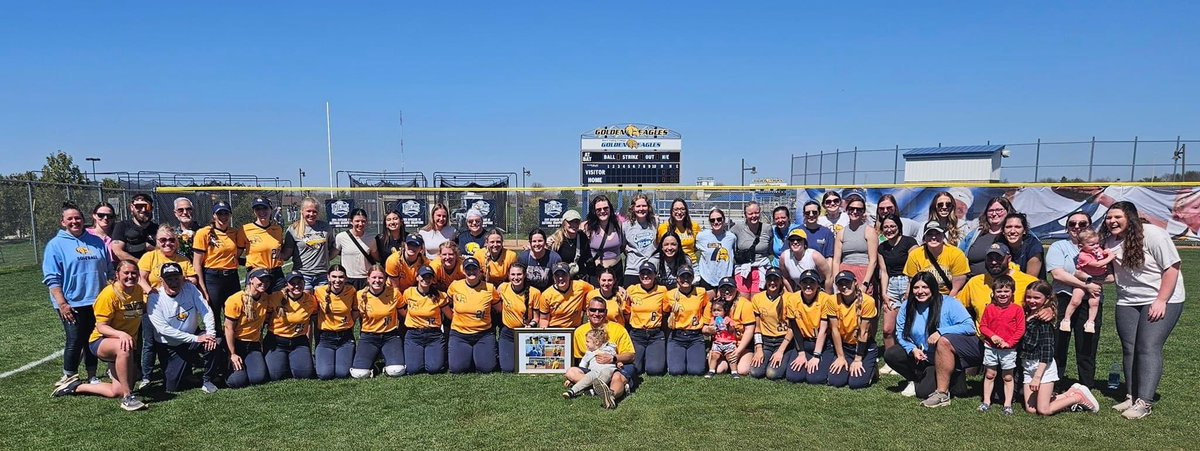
[895,295,976,353]
[42,229,111,308]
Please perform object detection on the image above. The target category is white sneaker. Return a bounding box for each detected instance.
[135,379,150,391]
[901,381,917,397]
[89,377,102,385]
[1121,399,1152,420]
[120,395,147,411]
[201,381,218,394]
[879,364,897,376]
[1112,395,1133,411]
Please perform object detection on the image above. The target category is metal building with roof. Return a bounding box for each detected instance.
[903,145,1007,183]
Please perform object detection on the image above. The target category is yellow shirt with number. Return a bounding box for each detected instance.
[473,249,518,285]
[243,222,284,270]
[359,287,401,334]
[270,293,318,338]
[385,252,428,291]
[825,293,878,345]
[573,321,635,359]
[498,282,541,329]
[625,284,669,330]
[903,245,970,294]
[89,284,146,343]
[192,226,247,270]
[448,279,499,334]
[752,291,790,338]
[786,292,831,341]
[401,286,448,329]
[224,291,277,342]
[666,287,710,331]
[137,250,196,289]
[539,281,594,329]
[658,222,702,264]
[958,264,1033,332]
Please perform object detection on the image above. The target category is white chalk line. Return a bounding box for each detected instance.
[0,350,64,378]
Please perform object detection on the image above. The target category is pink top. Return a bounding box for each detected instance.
[979,303,1025,349]
[1076,248,1110,277]
[713,316,738,344]
[87,227,114,262]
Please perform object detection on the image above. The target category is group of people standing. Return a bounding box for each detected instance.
[42,190,1184,417]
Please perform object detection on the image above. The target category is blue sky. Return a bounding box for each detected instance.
[2,2,1197,187]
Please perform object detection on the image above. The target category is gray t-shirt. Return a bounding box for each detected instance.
[730,221,772,265]
[696,229,737,286]
[623,220,659,276]
[284,221,332,276]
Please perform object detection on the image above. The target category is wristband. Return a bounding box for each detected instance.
[754,333,763,345]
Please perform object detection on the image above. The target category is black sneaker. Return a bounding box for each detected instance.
[52,379,83,397]
[593,378,616,409]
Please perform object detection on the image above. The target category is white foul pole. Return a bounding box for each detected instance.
[326,101,334,196]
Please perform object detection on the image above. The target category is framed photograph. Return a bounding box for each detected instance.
[514,328,574,374]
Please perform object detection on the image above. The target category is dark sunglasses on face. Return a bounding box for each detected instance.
[157,238,174,244]
[803,210,819,217]
[175,208,193,213]
[1068,221,1089,228]
[788,238,803,244]
[824,199,840,206]
[847,207,865,213]
[133,204,152,210]
[709,217,724,223]
[936,202,953,209]
[587,308,607,313]
[95,213,114,219]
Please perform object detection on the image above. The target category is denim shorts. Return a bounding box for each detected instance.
[983,346,1017,370]
[303,273,329,291]
[885,276,909,307]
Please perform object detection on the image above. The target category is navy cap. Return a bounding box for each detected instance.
[986,241,1011,257]
[923,221,946,235]
[160,262,183,278]
[252,197,271,209]
[834,270,857,284]
[212,201,232,215]
[405,233,423,246]
[718,276,736,289]
[676,265,694,277]
[417,265,434,278]
[247,268,271,282]
[798,270,821,283]
[765,267,784,279]
[462,256,481,270]
[285,271,305,283]
[552,261,571,275]
[638,261,658,274]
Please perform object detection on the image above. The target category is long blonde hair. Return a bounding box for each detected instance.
[423,203,450,232]
[291,197,319,237]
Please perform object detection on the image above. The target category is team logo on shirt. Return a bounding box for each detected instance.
[466,242,481,255]
[75,246,90,255]
[176,311,190,321]
[122,301,146,318]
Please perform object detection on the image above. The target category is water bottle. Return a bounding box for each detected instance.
[1107,362,1121,390]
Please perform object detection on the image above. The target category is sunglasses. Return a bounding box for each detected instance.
[823,199,841,205]
[847,207,865,213]
[587,308,607,313]
[133,204,152,210]
[157,238,175,244]
[175,207,193,213]
[709,217,724,223]
[788,238,804,244]
[936,202,953,209]
[1068,220,1089,228]
[803,210,820,217]
[94,213,114,219]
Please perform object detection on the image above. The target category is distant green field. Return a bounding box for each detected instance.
[2,252,1196,450]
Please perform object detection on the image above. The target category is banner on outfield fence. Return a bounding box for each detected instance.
[325,199,354,228]
[539,199,568,228]
[387,198,428,229]
[795,186,1200,241]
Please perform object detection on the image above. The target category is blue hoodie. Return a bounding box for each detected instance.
[42,229,111,308]
[895,295,975,353]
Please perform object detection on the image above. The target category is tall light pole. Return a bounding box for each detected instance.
[740,158,757,186]
[519,167,531,235]
[86,157,101,202]
[299,168,306,188]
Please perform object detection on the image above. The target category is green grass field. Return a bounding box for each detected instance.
[2,251,1197,450]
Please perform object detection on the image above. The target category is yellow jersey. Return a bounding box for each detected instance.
[666,287,710,331]
[624,284,669,330]
[473,248,518,285]
[498,282,541,329]
[824,293,878,345]
[192,225,247,270]
[957,265,1033,332]
[539,280,594,329]
[595,292,626,326]
[224,290,277,342]
[752,291,790,338]
[448,279,499,334]
[721,298,757,335]
[385,252,428,291]
[572,321,635,360]
[89,284,146,343]
[270,293,318,338]
[137,250,196,289]
[359,286,401,334]
[432,258,465,291]
[787,292,832,341]
[658,221,702,264]
[314,285,358,332]
[402,286,448,329]
[243,221,284,270]
[903,245,970,294]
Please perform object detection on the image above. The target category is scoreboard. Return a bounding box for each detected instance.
[580,124,682,186]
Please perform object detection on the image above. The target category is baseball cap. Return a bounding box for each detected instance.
[834,270,857,284]
[251,197,271,209]
[923,221,946,235]
[638,261,657,274]
[765,267,784,279]
[676,265,694,278]
[986,242,1011,257]
[405,233,424,246]
[798,269,821,283]
[160,262,183,278]
[562,210,582,222]
[212,201,232,215]
[285,271,305,283]
[462,256,481,270]
[718,276,736,289]
[247,268,271,283]
[787,228,808,241]
[552,261,571,275]
[417,265,434,278]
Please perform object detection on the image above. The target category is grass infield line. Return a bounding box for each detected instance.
[0,350,64,379]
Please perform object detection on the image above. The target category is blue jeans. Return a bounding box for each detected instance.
[227,340,267,388]
[353,330,405,370]
[666,330,708,376]
[497,326,518,373]
[140,314,159,380]
[823,343,878,389]
[315,330,355,380]
[629,328,667,376]
[266,335,315,381]
[157,338,223,392]
[59,306,98,377]
[448,329,498,374]
[785,338,828,384]
[301,272,329,292]
[750,335,796,380]
[404,328,447,375]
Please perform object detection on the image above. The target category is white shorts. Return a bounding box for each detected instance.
[982,347,1017,370]
[1022,358,1060,385]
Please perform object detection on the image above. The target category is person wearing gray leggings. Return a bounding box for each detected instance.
[1103,201,1186,420]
